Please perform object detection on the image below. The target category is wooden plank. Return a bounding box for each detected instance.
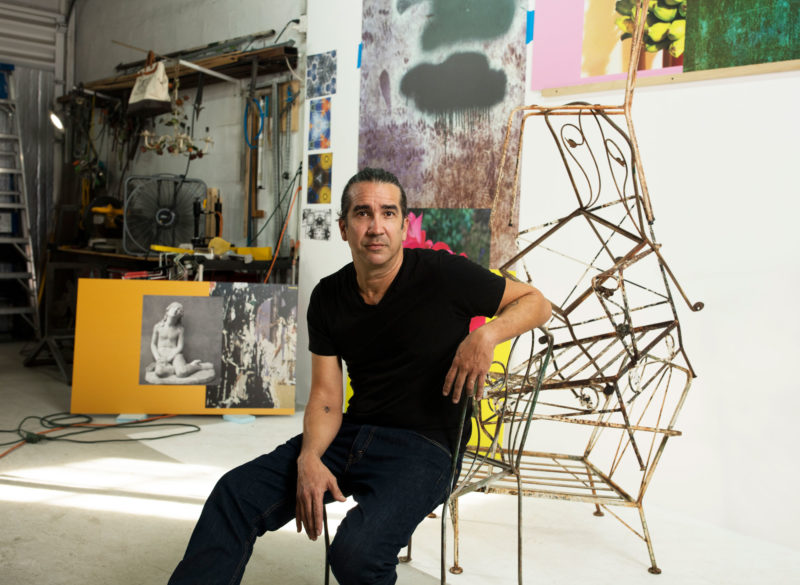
[83,45,298,93]
[280,80,301,133]
[204,188,219,239]
[543,59,800,98]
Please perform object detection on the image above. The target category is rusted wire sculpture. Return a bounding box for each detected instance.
[442,1,702,580]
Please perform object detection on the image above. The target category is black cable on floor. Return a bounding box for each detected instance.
[0,412,201,457]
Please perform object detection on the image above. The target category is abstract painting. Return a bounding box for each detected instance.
[206,282,298,410]
[358,0,528,267]
[684,0,800,71]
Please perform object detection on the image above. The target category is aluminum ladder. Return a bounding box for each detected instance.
[0,63,40,338]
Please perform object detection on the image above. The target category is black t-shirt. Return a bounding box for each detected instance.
[307,248,505,450]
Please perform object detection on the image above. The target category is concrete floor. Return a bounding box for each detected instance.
[2,341,799,585]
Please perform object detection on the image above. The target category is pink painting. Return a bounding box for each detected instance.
[530,0,684,91]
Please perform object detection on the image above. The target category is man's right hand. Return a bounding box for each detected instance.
[295,454,346,540]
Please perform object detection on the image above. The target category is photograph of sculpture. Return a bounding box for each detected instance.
[138,295,222,386]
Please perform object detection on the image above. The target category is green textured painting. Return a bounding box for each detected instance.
[405,208,491,268]
[684,0,800,71]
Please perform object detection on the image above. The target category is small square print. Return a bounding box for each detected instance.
[302,208,332,241]
[306,50,337,98]
[309,97,332,150]
[307,152,333,204]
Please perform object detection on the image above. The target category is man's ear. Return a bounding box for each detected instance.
[338,217,347,241]
[401,216,409,241]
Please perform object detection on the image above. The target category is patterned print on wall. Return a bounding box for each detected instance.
[302,208,332,241]
[309,97,332,150]
[307,152,333,204]
[307,50,337,98]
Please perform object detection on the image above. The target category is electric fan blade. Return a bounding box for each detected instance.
[124,174,208,255]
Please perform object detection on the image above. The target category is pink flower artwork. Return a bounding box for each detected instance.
[403,211,464,256]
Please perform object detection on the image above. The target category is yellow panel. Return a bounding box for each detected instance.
[467,317,511,451]
[467,269,514,450]
[71,279,291,415]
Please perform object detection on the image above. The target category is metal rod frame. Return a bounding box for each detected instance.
[439,1,701,580]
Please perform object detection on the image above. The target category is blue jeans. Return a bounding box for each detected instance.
[168,422,455,585]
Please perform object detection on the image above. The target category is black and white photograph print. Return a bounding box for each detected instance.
[206,282,298,410]
[302,208,332,240]
[139,295,223,385]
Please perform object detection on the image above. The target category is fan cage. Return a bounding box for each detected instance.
[123,174,208,256]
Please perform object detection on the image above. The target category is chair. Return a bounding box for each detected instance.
[440,327,554,585]
[437,6,702,576]
[320,328,552,585]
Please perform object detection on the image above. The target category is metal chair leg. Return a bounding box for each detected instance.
[441,499,448,584]
[449,498,463,575]
[585,469,605,517]
[442,394,472,582]
[398,536,412,563]
[517,474,523,585]
[638,504,661,574]
[323,507,331,585]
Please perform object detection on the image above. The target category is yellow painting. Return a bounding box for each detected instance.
[72,279,296,415]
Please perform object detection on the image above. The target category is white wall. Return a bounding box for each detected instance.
[515,66,800,551]
[72,0,307,249]
[294,0,362,405]
[603,72,800,551]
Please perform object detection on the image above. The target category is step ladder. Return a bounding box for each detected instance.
[0,63,40,338]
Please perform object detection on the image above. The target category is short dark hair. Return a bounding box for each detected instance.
[339,167,408,221]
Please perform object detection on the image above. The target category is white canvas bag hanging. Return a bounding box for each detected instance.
[128,61,172,117]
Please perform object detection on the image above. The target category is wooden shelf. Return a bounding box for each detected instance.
[81,44,299,95]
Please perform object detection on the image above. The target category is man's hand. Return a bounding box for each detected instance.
[295,454,346,540]
[443,279,551,404]
[442,326,494,403]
